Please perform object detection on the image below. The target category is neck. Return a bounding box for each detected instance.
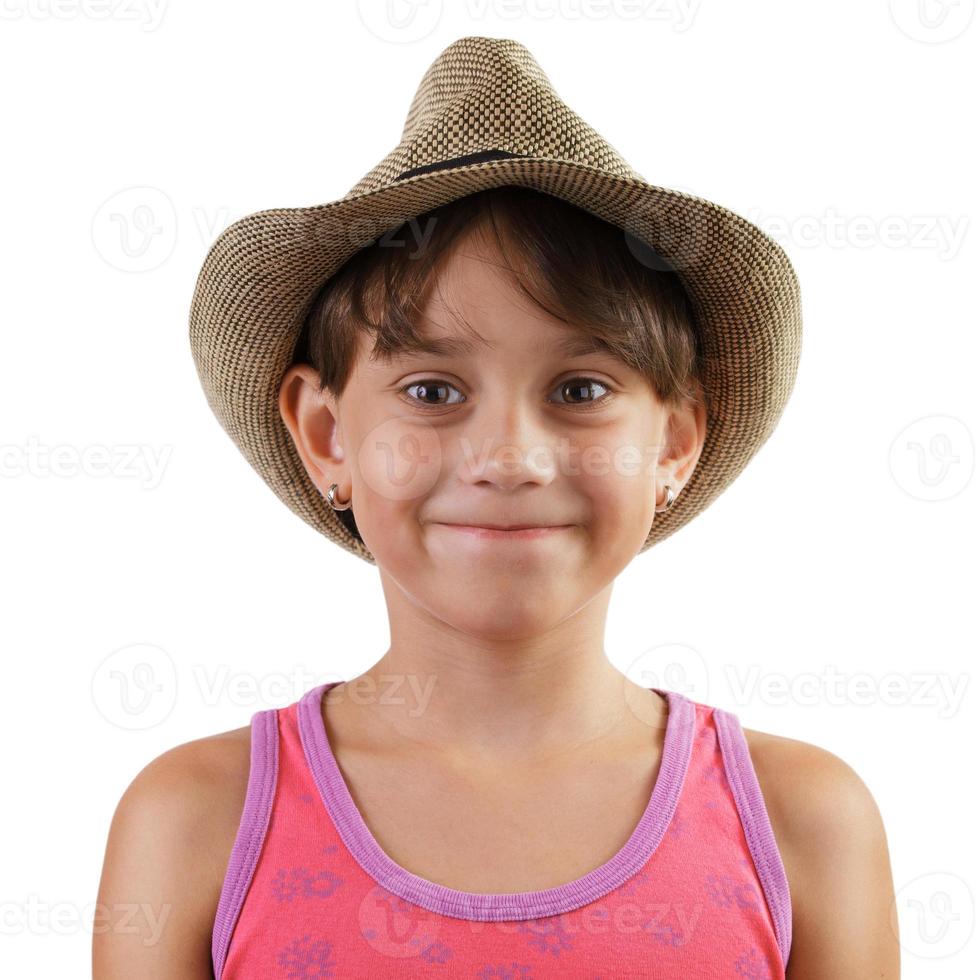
[326,646,665,765]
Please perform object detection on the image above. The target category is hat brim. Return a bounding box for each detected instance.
[189,155,802,564]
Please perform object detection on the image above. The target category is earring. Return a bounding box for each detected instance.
[326,483,352,511]
[655,483,677,514]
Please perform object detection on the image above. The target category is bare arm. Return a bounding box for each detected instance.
[749,733,901,979]
[92,731,250,980]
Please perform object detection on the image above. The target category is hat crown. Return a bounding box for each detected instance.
[343,35,642,199]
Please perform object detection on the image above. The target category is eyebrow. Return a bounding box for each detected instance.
[391,333,612,360]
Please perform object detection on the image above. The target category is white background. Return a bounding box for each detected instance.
[1,2,977,977]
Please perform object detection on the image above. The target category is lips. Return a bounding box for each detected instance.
[456,524,560,531]
[433,523,573,541]
[433,518,571,530]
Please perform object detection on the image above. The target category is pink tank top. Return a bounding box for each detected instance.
[212,681,792,978]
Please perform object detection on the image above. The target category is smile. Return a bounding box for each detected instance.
[433,524,574,540]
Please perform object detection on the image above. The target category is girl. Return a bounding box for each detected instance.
[95,37,899,979]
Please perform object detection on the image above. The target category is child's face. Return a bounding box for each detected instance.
[282,229,704,638]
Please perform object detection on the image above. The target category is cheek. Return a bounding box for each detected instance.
[587,473,652,538]
[353,417,444,507]
[578,428,656,495]
[576,433,658,542]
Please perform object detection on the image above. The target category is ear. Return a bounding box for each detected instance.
[278,363,348,497]
[658,378,707,491]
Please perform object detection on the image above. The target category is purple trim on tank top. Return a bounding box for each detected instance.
[297,680,696,921]
[211,707,279,980]
[714,707,793,969]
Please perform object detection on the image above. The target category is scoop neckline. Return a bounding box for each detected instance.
[296,679,695,921]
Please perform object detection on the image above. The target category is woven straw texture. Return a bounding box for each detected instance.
[189,36,802,565]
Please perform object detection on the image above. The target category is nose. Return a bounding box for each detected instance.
[453,395,560,491]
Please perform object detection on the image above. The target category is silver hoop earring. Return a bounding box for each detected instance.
[655,483,676,514]
[326,483,352,511]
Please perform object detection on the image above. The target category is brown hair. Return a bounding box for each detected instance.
[292,185,708,544]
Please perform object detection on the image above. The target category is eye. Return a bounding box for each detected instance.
[399,379,465,408]
[550,377,613,409]
[397,376,614,410]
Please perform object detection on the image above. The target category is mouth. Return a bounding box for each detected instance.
[433,523,574,541]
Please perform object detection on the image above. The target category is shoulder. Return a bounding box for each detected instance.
[741,726,900,978]
[93,724,253,979]
[741,726,883,847]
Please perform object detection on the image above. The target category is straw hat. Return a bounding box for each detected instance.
[188,35,802,565]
